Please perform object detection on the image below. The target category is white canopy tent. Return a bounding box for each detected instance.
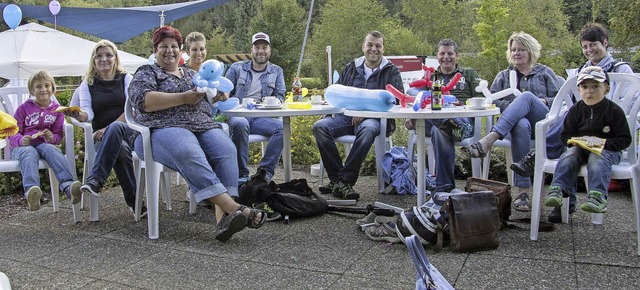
[0,23,148,86]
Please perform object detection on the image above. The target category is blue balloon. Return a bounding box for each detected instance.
[3,4,22,30]
[218,97,239,111]
[325,84,395,112]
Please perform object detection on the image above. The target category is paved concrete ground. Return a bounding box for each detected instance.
[1,166,639,289]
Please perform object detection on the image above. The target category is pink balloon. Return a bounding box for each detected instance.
[49,1,61,16]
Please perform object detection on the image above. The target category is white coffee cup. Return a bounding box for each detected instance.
[242,98,255,107]
[263,96,281,106]
[468,97,487,108]
[311,94,323,104]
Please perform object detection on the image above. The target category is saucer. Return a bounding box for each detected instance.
[468,105,488,110]
[257,104,283,110]
[311,101,323,105]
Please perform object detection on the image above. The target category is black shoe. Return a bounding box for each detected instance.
[319,180,336,194]
[332,177,359,200]
[547,204,576,223]
[80,179,101,197]
[511,150,535,177]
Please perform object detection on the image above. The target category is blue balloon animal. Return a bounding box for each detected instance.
[324,84,396,112]
[192,59,234,103]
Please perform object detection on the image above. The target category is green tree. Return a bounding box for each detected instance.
[610,0,640,48]
[249,0,306,85]
[473,0,510,79]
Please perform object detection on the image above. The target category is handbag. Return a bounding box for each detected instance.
[464,177,511,226]
[406,235,455,290]
[447,191,500,252]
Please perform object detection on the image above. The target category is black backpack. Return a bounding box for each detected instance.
[237,169,328,218]
[266,179,328,218]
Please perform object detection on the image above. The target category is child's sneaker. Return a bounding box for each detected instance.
[67,181,82,205]
[580,191,607,213]
[26,186,42,211]
[543,185,563,207]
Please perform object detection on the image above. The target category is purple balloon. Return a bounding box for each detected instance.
[49,1,61,16]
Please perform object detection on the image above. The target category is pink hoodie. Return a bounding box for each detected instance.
[8,98,64,148]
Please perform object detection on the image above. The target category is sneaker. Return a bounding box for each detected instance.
[26,186,42,211]
[356,212,377,226]
[510,150,535,177]
[80,179,101,197]
[439,119,473,142]
[130,206,148,219]
[67,181,82,205]
[580,191,608,213]
[544,185,563,207]
[319,180,336,194]
[512,192,531,212]
[254,202,282,221]
[365,221,402,243]
[548,204,576,223]
[332,178,360,200]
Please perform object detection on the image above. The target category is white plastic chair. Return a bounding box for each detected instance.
[530,73,640,256]
[68,88,99,216]
[318,118,391,193]
[124,99,195,239]
[406,115,485,179]
[0,86,79,223]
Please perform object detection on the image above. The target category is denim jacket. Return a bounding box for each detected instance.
[225,60,286,102]
[491,64,561,112]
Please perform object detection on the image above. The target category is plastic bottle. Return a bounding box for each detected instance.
[431,83,442,110]
[292,77,303,102]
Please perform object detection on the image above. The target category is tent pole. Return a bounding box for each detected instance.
[296,0,314,78]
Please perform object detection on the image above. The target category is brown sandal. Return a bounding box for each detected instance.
[241,205,266,229]
[215,209,247,242]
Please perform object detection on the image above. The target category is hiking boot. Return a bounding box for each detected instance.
[580,191,608,213]
[544,186,563,207]
[26,186,42,211]
[80,179,101,197]
[365,221,402,243]
[66,181,82,205]
[511,150,535,177]
[319,180,336,194]
[332,178,359,200]
[512,192,531,212]
[254,202,282,221]
[548,203,576,223]
[439,119,473,143]
[130,206,148,219]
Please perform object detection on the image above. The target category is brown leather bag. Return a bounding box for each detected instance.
[465,177,512,226]
[447,191,500,252]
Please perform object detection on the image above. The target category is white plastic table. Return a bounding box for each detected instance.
[225,104,343,182]
[345,105,500,206]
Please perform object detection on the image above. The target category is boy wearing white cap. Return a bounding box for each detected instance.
[544,66,631,213]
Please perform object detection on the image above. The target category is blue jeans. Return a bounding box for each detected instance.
[551,146,621,204]
[227,116,283,181]
[424,118,473,192]
[313,113,380,184]
[134,127,238,203]
[492,92,548,188]
[11,143,75,195]
[89,121,136,207]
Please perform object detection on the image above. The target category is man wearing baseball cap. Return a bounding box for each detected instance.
[543,66,631,214]
[224,32,285,190]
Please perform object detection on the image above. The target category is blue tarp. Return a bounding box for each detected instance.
[1,0,229,44]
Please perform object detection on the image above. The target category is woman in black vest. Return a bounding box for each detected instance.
[73,40,140,216]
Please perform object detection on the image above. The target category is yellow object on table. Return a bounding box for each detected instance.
[0,110,19,138]
[285,102,312,110]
